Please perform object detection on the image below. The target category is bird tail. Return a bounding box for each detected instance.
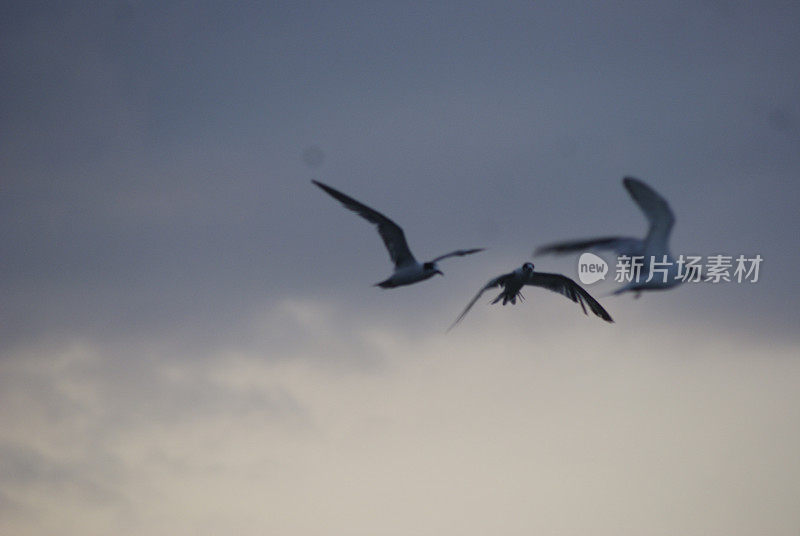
[492,290,523,305]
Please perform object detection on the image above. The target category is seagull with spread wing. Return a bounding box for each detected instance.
[312,180,484,288]
[449,262,613,331]
[534,176,681,295]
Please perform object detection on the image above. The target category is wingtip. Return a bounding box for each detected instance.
[622,176,644,191]
[591,306,614,323]
[445,316,463,333]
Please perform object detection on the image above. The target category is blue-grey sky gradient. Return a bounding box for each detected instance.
[2,1,799,534]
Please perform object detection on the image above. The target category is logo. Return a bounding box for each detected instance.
[577,252,608,285]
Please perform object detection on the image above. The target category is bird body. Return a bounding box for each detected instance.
[374,262,440,288]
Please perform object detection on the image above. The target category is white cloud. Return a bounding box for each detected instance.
[1,300,798,535]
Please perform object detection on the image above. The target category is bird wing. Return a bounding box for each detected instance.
[447,272,514,331]
[526,272,614,322]
[534,236,643,257]
[312,180,416,267]
[429,248,485,263]
[622,177,674,251]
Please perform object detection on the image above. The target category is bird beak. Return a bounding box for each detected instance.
[435,269,444,276]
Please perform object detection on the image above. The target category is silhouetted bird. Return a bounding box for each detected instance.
[449,262,613,330]
[535,177,682,295]
[313,180,483,288]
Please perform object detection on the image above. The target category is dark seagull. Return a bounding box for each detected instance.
[534,177,681,295]
[312,180,484,288]
[449,262,613,331]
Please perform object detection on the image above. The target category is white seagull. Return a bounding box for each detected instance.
[449,262,613,330]
[534,176,681,295]
[312,180,484,288]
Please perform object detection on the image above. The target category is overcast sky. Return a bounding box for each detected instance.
[2,1,799,535]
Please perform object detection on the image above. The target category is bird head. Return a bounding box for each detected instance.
[522,262,534,274]
[423,262,443,276]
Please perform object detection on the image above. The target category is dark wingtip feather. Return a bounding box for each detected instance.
[622,176,643,190]
[591,301,614,323]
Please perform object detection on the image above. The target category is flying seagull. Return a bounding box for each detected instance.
[534,176,681,295]
[449,262,613,330]
[312,180,484,288]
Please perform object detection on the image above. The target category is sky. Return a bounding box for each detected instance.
[1,1,799,534]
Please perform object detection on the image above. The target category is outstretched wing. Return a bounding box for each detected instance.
[429,248,485,263]
[526,272,614,322]
[534,236,642,257]
[312,180,416,267]
[447,272,513,332]
[623,177,674,250]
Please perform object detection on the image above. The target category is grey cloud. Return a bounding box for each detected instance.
[2,308,798,534]
[0,330,316,530]
[0,440,126,516]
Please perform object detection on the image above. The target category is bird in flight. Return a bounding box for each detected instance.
[312,180,484,288]
[449,262,613,330]
[535,177,682,295]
